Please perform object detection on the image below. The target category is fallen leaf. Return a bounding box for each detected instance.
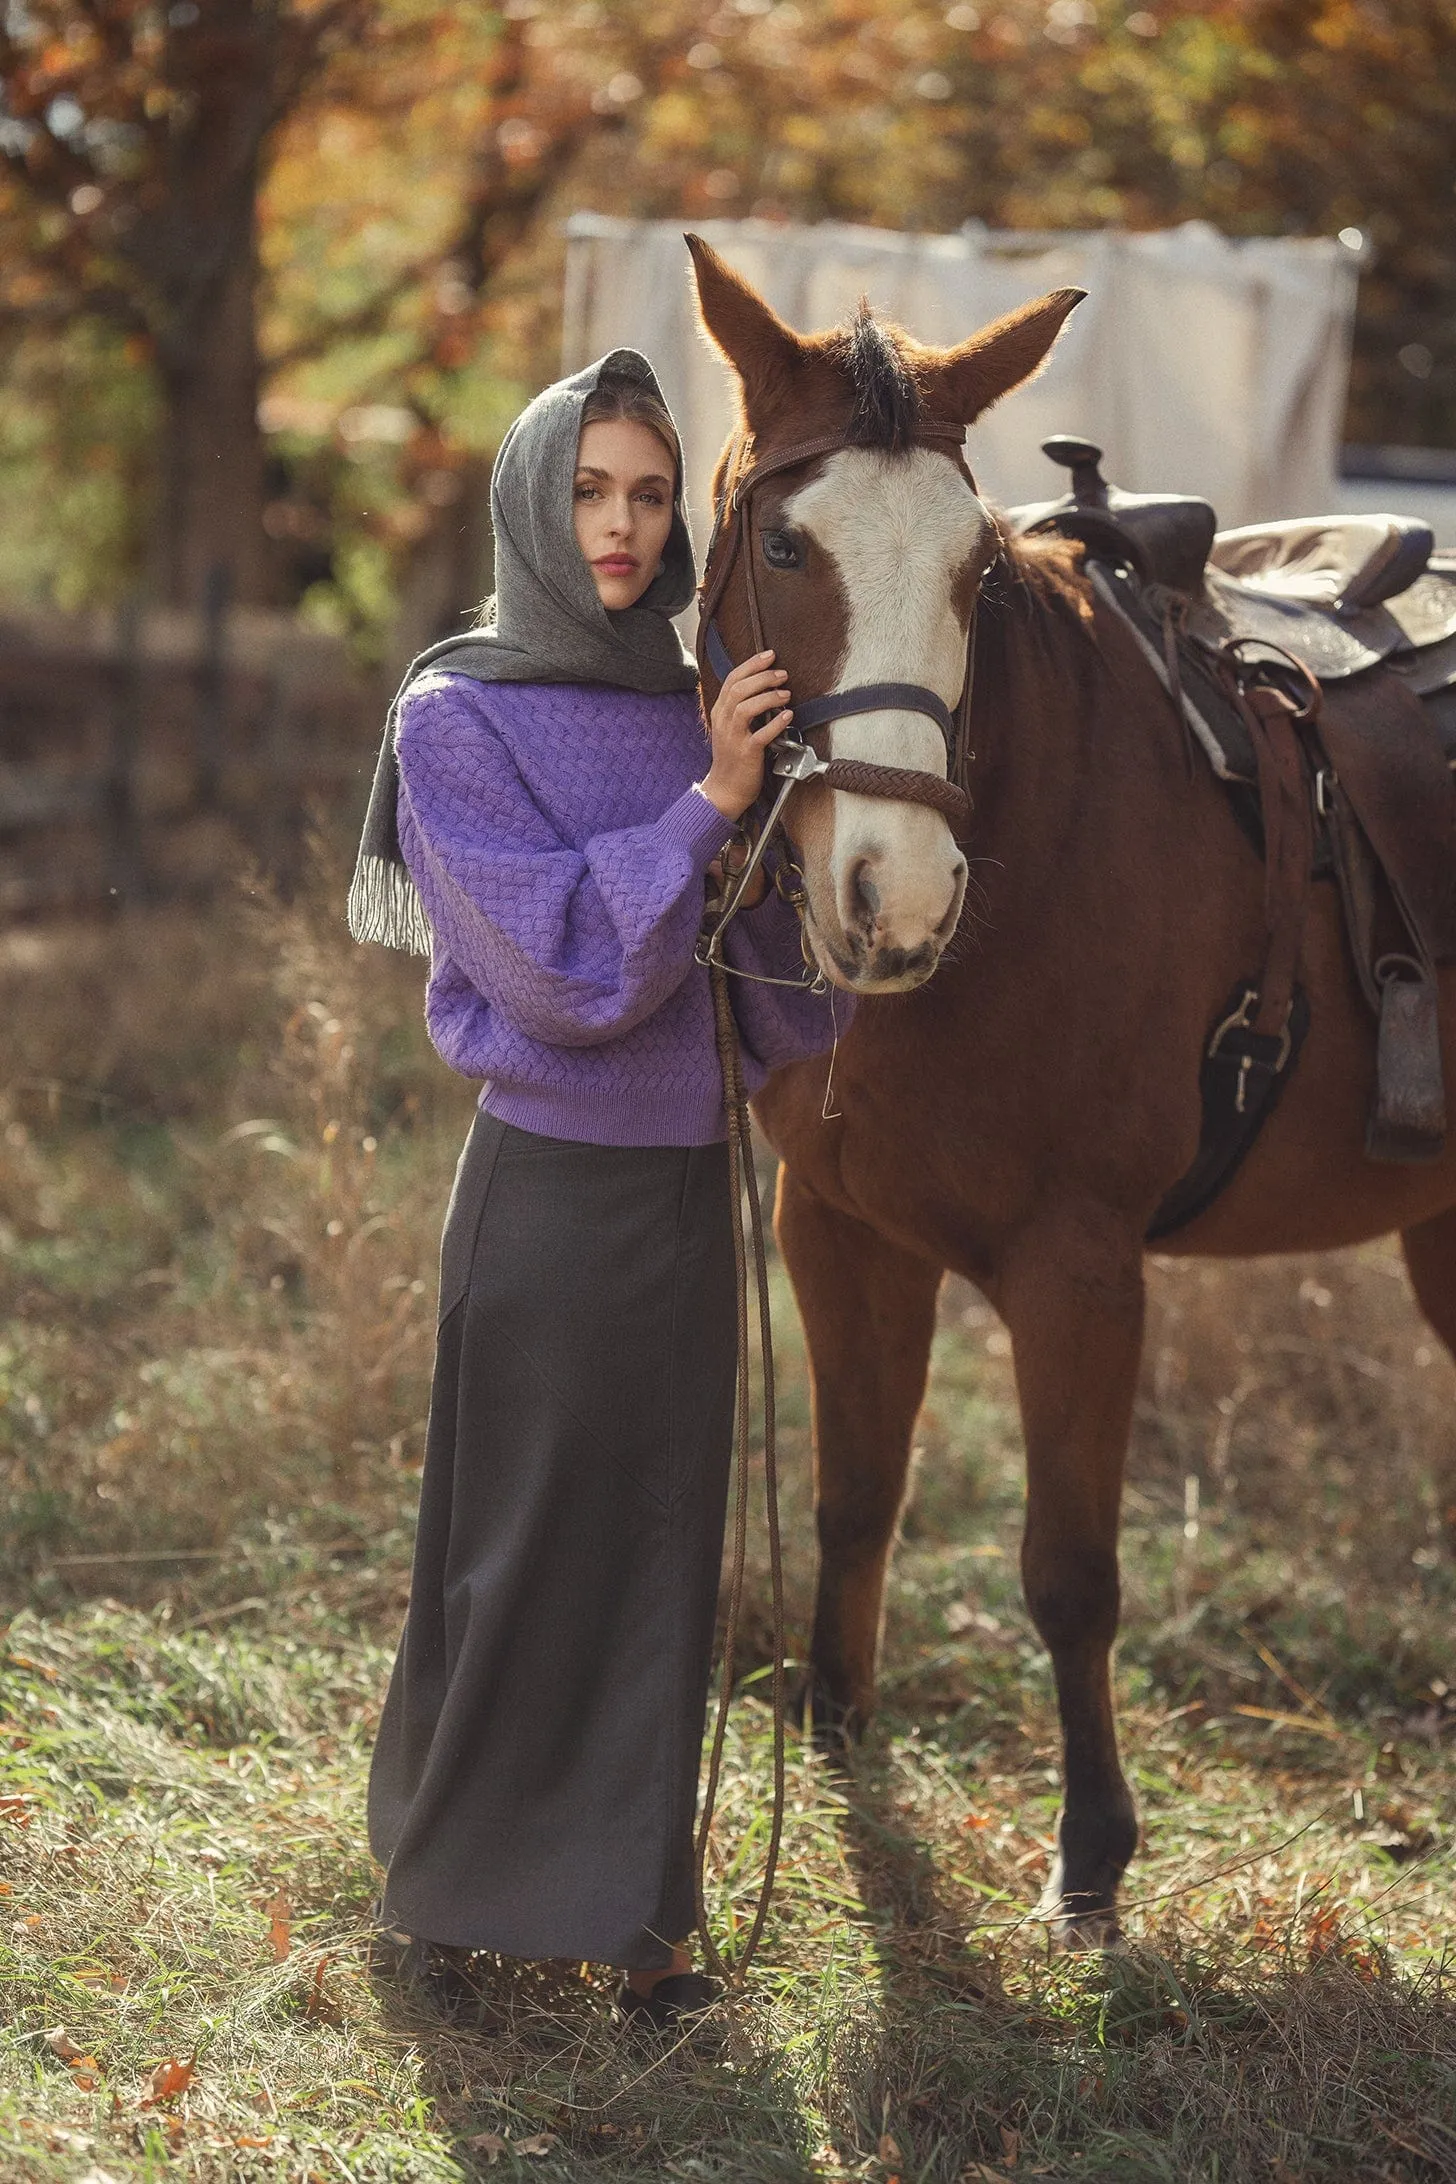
[46,2029,84,2062]
[142,2058,195,2105]
[0,1880,11,1894]
[1000,2124,1021,2167]
[516,2136,558,2158]
[264,1891,291,1962]
[7,1654,57,1679]
[234,2136,273,2150]
[879,2134,902,2162]
[465,2132,509,2163]
[305,1953,335,2019]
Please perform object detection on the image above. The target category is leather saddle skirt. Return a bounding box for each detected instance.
[1189,521,1456,685]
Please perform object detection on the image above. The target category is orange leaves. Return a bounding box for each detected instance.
[45,2029,101,2092]
[304,1952,340,2024]
[264,1890,292,1962]
[142,2057,196,2106]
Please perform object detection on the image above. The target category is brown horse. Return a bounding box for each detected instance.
[686,235,1456,1945]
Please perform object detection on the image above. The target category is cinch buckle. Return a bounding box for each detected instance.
[1207,987,1293,1115]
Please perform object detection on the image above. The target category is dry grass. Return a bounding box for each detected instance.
[2,867,1455,2181]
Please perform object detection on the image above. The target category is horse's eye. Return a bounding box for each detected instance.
[761,529,803,570]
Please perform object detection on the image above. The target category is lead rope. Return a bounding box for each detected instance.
[693,956,787,1989]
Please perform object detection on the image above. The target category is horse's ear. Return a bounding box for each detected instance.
[685,232,805,409]
[924,287,1085,425]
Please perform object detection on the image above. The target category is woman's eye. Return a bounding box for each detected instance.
[761,530,802,570]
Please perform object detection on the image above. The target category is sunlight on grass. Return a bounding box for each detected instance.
[3,890,1456,2179]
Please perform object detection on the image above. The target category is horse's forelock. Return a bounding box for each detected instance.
[825,304,922,452]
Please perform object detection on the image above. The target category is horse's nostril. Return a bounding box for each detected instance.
[849,858,881,929]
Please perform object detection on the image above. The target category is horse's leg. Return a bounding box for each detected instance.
[1000,1205,1144,1947]
[1400,1206,1456,1552]
[775,1167,942,1742]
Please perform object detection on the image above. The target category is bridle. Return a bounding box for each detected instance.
[695,423,984,963]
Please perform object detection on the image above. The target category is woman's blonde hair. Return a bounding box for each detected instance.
[579,377,681,482]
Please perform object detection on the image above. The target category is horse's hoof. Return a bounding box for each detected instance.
[803,1676,864,1760]
[1045,1904,1126,1954]
[1038,1863,1126,1952]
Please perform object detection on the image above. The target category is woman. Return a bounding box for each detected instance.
[348,348,840,2028]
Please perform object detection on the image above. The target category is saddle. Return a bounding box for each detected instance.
[1007,438,1456,1228]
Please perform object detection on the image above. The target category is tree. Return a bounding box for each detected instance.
[1,0,377,604]
[3,0,1450,624]
[0,0,608,607]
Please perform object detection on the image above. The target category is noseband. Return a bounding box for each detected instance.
[697,424,981,835]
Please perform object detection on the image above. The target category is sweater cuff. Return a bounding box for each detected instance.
[656,784,736,872]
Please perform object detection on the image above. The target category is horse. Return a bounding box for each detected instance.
[685,234,1456,1946]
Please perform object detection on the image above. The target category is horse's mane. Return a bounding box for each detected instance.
[992,531,1093,628]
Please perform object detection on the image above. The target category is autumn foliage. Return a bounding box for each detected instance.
[0,0,1451,622]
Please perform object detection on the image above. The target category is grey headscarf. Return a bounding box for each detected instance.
[347,348,699,953]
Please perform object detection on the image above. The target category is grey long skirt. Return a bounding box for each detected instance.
[367,1111,736,1970]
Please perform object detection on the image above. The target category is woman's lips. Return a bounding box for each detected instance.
[593,555,637,574]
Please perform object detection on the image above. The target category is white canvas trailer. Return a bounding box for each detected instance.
[563,214,1456,553]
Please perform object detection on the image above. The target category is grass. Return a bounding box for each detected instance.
[2,871,1455,2181]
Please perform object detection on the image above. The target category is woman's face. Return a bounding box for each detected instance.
[572,417,677,611]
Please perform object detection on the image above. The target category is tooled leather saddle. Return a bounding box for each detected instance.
[1006,438,1456,1237]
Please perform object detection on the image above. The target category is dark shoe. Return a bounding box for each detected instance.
[366,1902,414,1978]
[370,1903,495,2026]
[616,1971,722,2033]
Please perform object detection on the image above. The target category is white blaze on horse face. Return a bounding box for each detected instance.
[782,446,984,988]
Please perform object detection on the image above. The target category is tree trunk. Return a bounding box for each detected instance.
[150,217,271,610]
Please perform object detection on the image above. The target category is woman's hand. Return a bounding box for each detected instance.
[699,651,792,821]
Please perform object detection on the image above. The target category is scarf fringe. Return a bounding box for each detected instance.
[347,852,433,957]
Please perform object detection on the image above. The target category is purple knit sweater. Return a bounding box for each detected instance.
[395,672,845,1146]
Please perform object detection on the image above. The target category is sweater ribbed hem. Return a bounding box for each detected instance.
[481,1078,728,1148]
[654,783,736,870]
